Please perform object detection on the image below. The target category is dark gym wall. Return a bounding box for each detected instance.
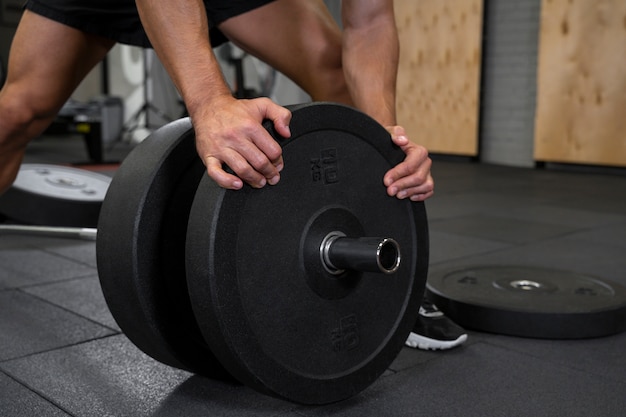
[479,0,542,168]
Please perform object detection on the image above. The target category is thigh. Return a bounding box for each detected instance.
[4,10,114,117]
[218,0,350,102]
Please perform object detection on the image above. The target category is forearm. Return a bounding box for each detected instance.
[341,0,399,126]
[135,0,233,118]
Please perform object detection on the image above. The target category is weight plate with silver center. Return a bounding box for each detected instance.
[426,265,626,339]
[185,102,430,404]
[0,164,111,227]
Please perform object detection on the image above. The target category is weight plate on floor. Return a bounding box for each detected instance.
[185,103,429,404]
[0,164,110,227]
[426,265,626,339]
[96,118,230,379]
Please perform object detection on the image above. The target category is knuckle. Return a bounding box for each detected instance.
[247,153,272,172]
[236,120,258,137]
[265,143,282,161]
[232,163,255,181]
[234,164,264,186]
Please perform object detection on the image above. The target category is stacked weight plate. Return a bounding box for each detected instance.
[96,103,430,404]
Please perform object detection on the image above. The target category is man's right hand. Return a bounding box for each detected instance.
[192,96,292,190]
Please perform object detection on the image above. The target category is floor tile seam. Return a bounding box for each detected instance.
[0,367,77,416]
[0,333,120,366]
[429,207,626,231]
[0,259,96,284]
[495,210,626,230]
[480,338,626,385]
[18,272,99,290]
[13,287,121,333]
[577,217,626,232]
[428,225,617,268]
[38,245,98,270]
[428,225,560,247]
[436,339,626,386]
[429,229,518,247]
[523,225,626,247]
[543,199,626,217]
[428,242,518,267]
[12,271,99,291]
[434,223,600,249]
[0,262,40,280]
[538,163,626,179]
[0,233,96,267]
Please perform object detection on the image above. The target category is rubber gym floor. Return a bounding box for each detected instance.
[1,132,626,417]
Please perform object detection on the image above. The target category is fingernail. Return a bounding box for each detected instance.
[258,178,267,188]
[397,190,408,199]
[276,163,284,172]
[269,175,280,185]
[388,186,398,196]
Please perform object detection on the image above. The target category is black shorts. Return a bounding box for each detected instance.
[24,0,276,48]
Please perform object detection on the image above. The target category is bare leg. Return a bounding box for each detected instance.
[218,0,352,105]
[0,10,114,194]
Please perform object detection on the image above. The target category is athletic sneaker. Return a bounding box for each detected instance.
[405,298,468,350]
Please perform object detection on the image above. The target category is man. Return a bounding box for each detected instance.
[0,0,466,349]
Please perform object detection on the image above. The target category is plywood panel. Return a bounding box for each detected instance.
[534,0,626,167]
[395,0,483,156]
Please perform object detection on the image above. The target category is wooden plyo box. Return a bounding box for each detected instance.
[395,0,484,156]
[534,0,626,167]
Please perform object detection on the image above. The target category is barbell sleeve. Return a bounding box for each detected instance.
[0,224,97,241]
[320,232,401,275]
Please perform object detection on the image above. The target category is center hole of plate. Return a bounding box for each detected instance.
[510,279,543,291]
[46,176,86,189]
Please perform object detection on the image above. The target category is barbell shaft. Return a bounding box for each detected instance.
[321,232,401,275]
[0,224,97,241]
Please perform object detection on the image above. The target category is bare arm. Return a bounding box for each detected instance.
[341,0,399,126]
[135,0,291,189]
[342,0,433,201]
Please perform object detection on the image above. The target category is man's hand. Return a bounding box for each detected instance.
[193,96,292,190]
[383,126,434,202]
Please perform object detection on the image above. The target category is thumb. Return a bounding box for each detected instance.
[260,100,292,138]
[386,125,409,147]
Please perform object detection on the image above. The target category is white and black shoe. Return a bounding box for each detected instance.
[405,298,468,350]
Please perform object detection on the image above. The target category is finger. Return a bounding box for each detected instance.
[237,134,283,186]
[205,156,244,190]
[410,190,435,202]
[221,145,276,189]
[387,169,434,198]
[385,142,431,184]
[384,155,431,188]
[248,99,292,182]
[202,147,270,189]
[393,178,435,200]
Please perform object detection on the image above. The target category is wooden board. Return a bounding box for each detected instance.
[534,0,626,167]
[395,0,483,156]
